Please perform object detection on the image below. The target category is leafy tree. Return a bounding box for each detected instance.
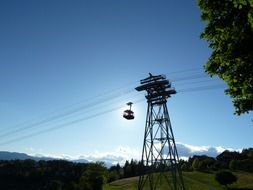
[229,160,237,170]
[192,157,200,170]
[215,171,237,187]
[229,159,253,172]
[180,160,192,172]
[108,163,123,182]
[198,0,253,115]
[49,180,62,190]
[122,159,141,178]
[108,170,120,183]
[216,150,245,167]
[191,155,216,171]
[242,148,253,159]
[199,157,216,170]
[0,159,86,190]
[123,160,132,177]
[79,162,107,190]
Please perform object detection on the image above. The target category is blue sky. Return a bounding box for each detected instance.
[0,0,252,162]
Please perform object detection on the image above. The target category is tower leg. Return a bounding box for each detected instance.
[137,102,185,190]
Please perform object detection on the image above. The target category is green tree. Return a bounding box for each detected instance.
[216,150,245,169]
[180,160,192,172]
[191,156,216,171]
[192,157,200,170]
[108,163,123,181]
[198,0,253,115]
[230,159,253,172]
[79,162,107,190]
[215,171,237,188]
[242,148,253,159]
[48,180,62,190]
[229,160,237,170]
[123,160,131,177]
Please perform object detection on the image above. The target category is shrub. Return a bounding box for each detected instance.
[215,171,237,187]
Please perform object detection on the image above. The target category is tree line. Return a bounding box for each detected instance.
[0,158,142,190]
[0,148,252,189]
[180,148,253,172]
[0,160,107,190]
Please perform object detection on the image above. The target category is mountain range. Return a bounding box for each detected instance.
[0,151,90,162]
[0,151,115,167]
[0,143,240,168]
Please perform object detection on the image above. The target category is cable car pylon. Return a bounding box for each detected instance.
[136,73,185,190]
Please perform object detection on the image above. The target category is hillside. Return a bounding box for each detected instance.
[104,171,253,190]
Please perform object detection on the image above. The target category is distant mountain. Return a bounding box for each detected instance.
[0,151,33,160]
[0,151,57,161]
[0,151,93,165]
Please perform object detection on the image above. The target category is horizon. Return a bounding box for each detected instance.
[0,142,246,167]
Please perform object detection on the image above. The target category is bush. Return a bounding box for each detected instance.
[215,171,237,187]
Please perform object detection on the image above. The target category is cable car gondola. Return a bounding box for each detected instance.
[123,102,134,120]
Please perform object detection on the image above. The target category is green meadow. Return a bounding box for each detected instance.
[104,171,253,190]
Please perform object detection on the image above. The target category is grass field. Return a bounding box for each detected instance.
[104,171,253,190]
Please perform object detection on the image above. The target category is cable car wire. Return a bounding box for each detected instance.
[0,71,208,137]
[0,69,222,143]
[0,98,145,146]
[0,75,221,140]
[177,84,226,93]
[0,88,136,139]
[0,83,226,146]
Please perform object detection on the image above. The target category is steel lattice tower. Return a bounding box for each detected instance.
[136,74,185,190]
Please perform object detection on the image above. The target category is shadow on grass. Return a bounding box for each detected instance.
[229,188,252,190]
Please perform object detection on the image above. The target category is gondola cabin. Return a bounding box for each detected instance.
[123,102,135,120]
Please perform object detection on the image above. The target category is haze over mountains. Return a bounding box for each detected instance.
[0,143,241,166]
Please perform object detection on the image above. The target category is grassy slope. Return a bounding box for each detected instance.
[104,171,253,190]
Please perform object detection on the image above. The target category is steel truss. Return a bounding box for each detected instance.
[136,74,185,190]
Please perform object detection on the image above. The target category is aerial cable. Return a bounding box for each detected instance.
[164,67,203,75]
[0,90,142,140]
[0,70,217,140]
[0,72,206,136]
[175,78,219,86]
[0,76,220,139]
[0,84,226,146]
[0,82,137,135]
[0,88,136,139]
[0,98,145,146]
[177,84,226,93]
[171,74,208,82]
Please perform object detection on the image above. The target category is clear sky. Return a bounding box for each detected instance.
[0,0,252,162]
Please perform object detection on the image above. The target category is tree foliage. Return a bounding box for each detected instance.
[216,150,246,165]
[0,159,109,190]
[0,159,143,190]
[191,155,216,171]
[1,149,253,189]
[198,0,253,115]
[79,162,107,190]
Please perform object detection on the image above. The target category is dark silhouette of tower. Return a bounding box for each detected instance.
[136,74,185,190]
